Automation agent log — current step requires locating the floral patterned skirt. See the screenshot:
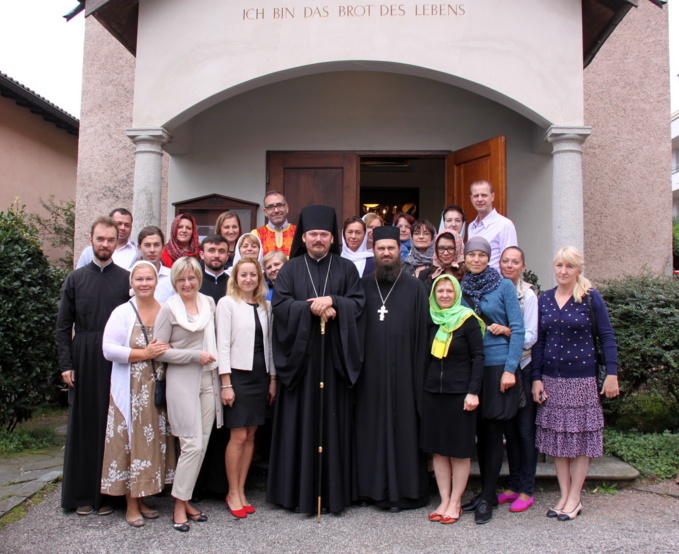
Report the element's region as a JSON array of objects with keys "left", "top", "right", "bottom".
[
  {"left": 100, "top": 324, "right": 176, "bottom": 497},
  {"left": 535, "top": 375, "right": 604, "bottom": 458}
]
